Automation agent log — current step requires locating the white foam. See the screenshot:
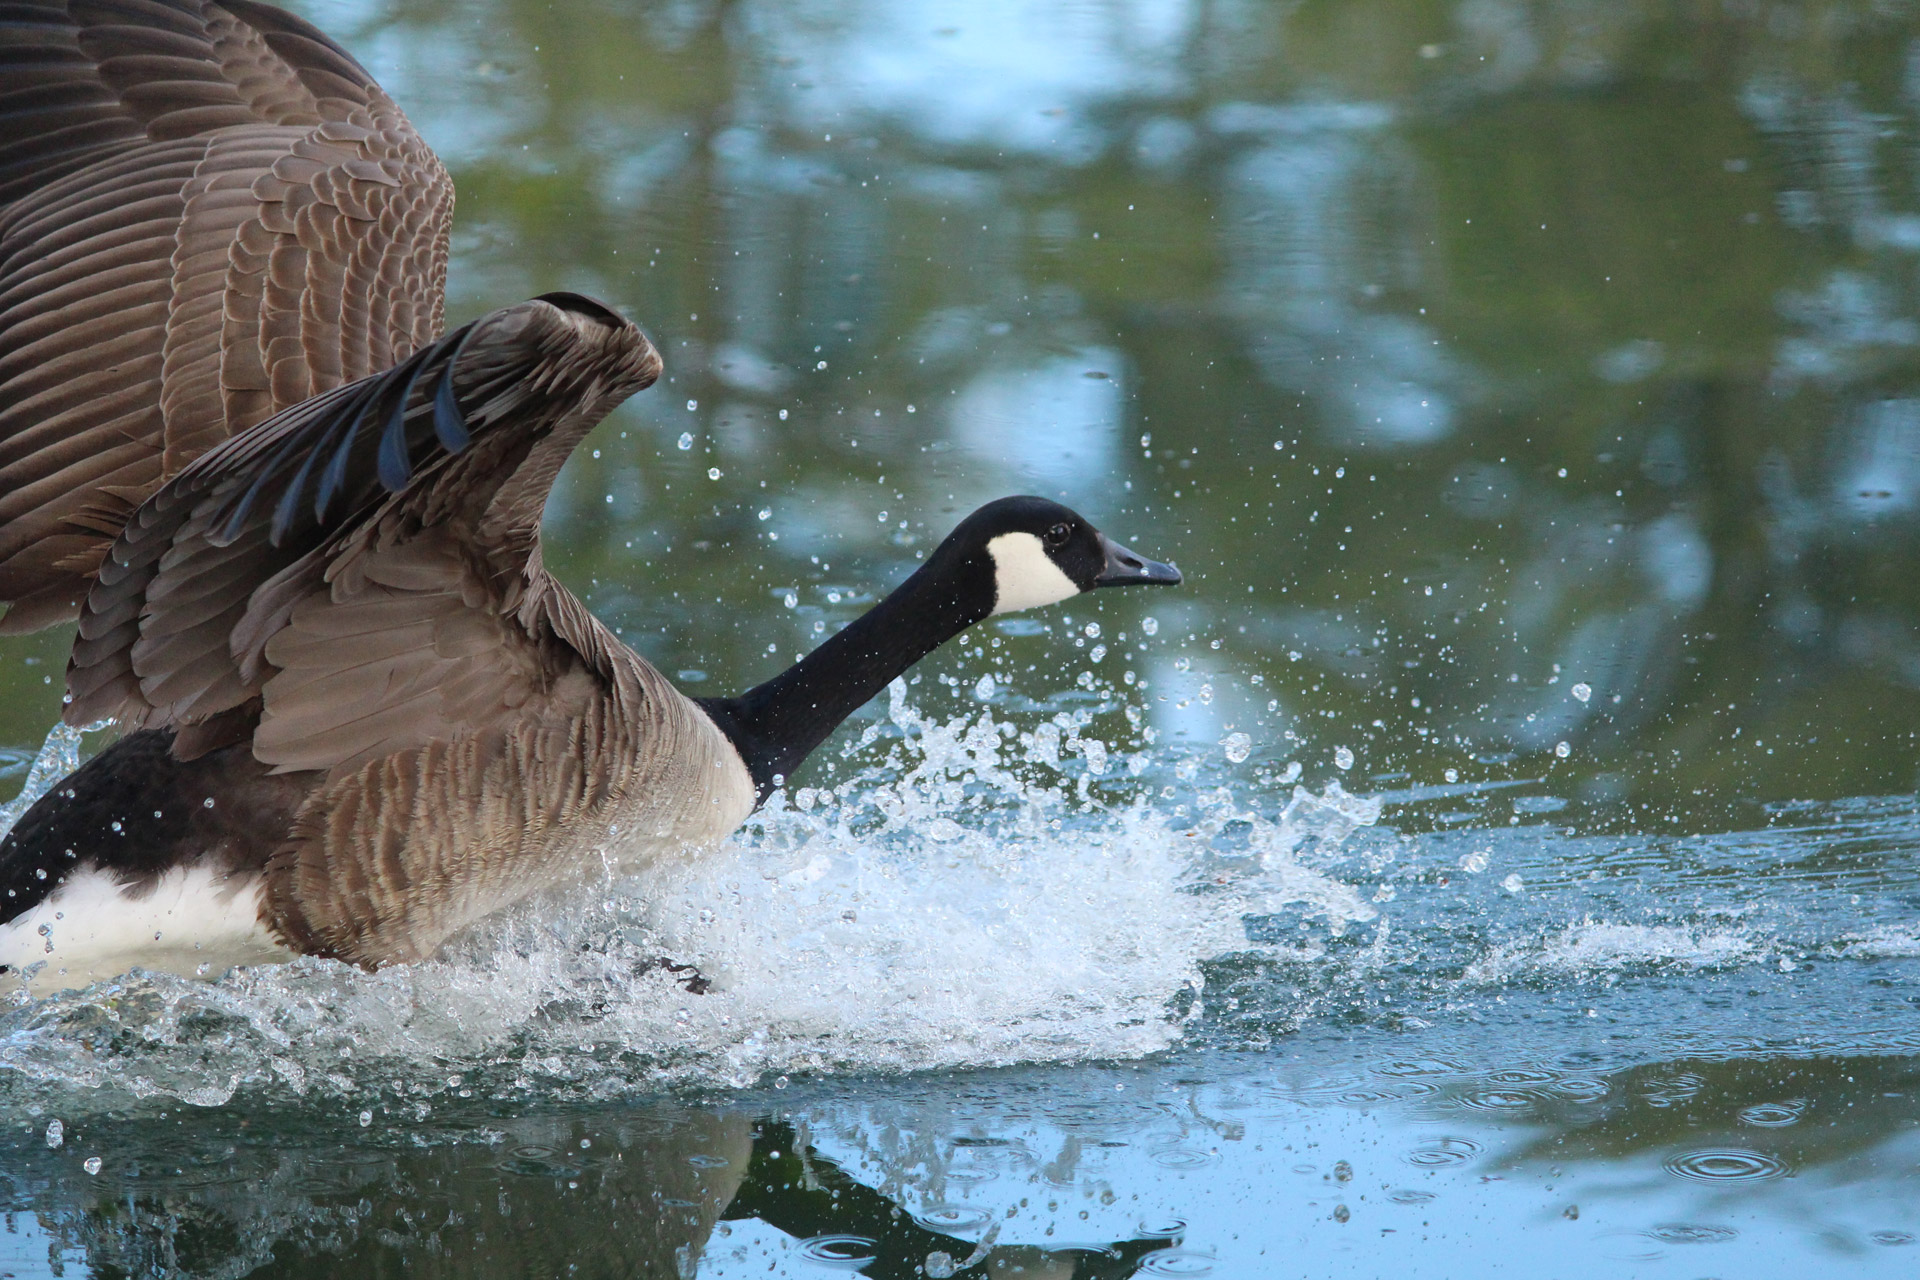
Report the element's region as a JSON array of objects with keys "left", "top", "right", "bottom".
[{"left": 1464, "top": 920, "right": 1765, "bottom": 984}]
